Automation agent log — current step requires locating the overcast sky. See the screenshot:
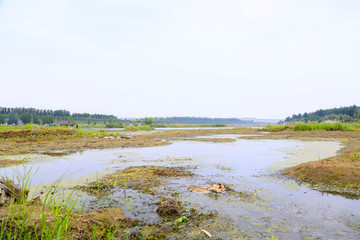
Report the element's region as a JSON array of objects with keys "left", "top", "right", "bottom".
[{"left": 0, "top": 0, "right": 359, "bottom": 119}]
